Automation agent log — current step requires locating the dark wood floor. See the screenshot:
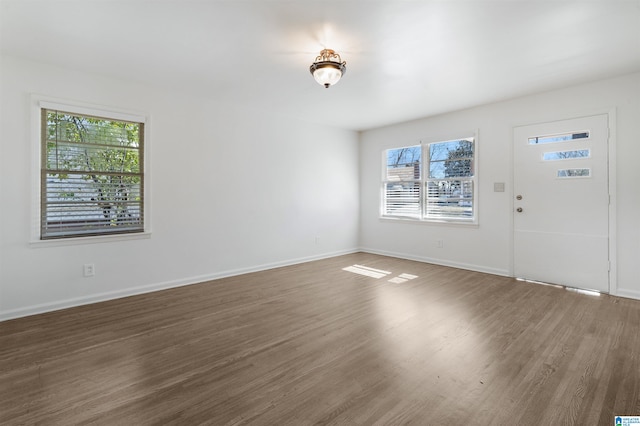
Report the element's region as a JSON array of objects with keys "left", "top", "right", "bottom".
[{"left": 1, "top": 252, "right": 639, "bottom": 425}]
